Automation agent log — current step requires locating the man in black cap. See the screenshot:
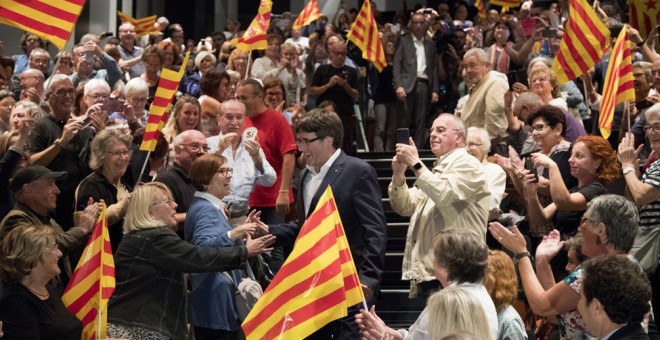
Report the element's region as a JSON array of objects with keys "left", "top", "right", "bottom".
[{"left": 0, "top": 165, "right": 100, "bottom": 292}]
